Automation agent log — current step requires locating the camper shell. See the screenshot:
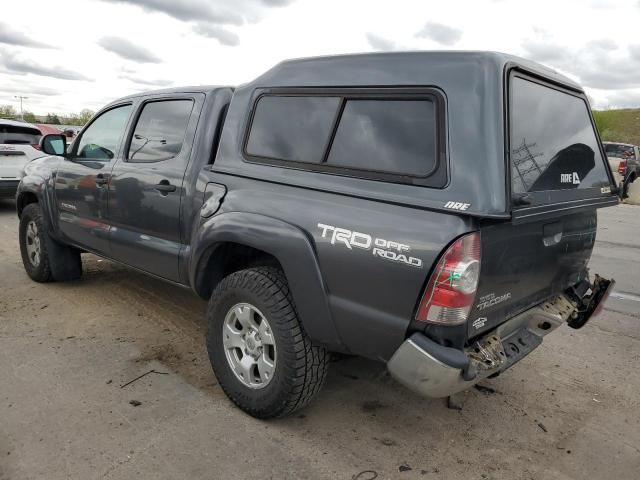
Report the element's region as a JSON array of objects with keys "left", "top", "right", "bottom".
[{"left": 214, "top": 51, "right": 618, "bottom": 221}]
